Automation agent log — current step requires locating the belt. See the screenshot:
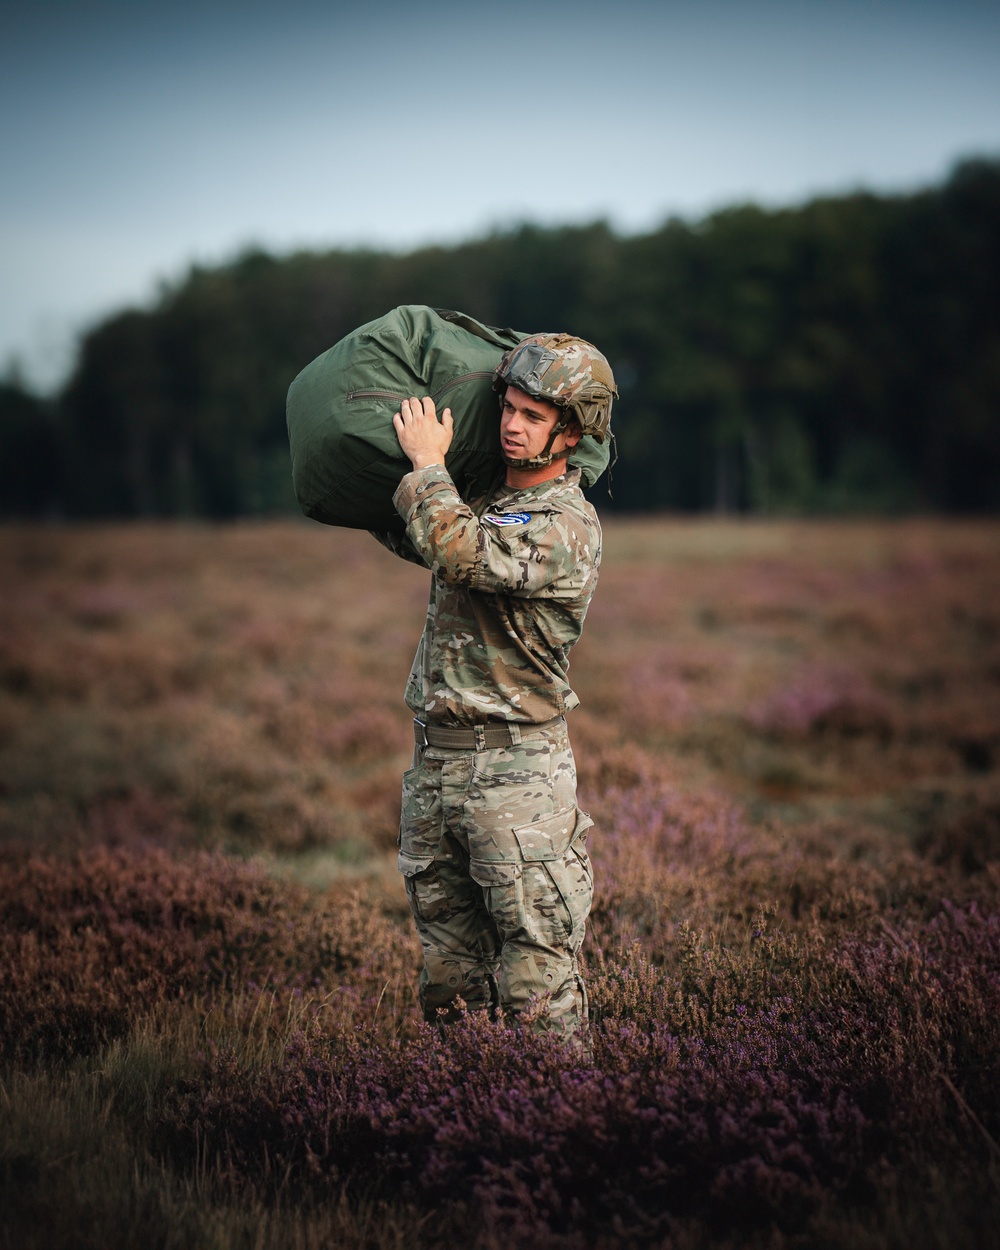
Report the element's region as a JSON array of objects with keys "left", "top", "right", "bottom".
[{"left": 413, "top": 716, "right": 565, "bottom": 751}]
